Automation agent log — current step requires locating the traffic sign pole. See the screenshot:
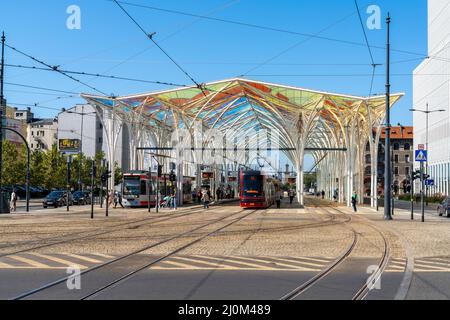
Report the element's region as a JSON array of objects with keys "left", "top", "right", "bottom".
[
  {"left": 410, "top": 164, "right": 414, "bottom": 220},
  {"left": 421, "top": 161, "right": 425, "bottom": 223}
]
